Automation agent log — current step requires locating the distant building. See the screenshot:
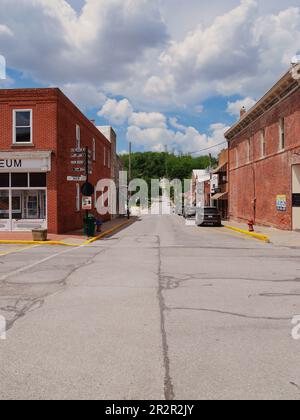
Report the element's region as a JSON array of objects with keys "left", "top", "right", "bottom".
[
  {"left": 191, "top": 169, "right": 210, "bottom": 207},
  {"left": 97, "top": 126, "right": 123, "bottom": 218},
  {"left": 211, "top": 149, "right": 229, "bottom": 220},
  {"left": 225, "top": 63, "right": 300, "bottom": 230}
]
